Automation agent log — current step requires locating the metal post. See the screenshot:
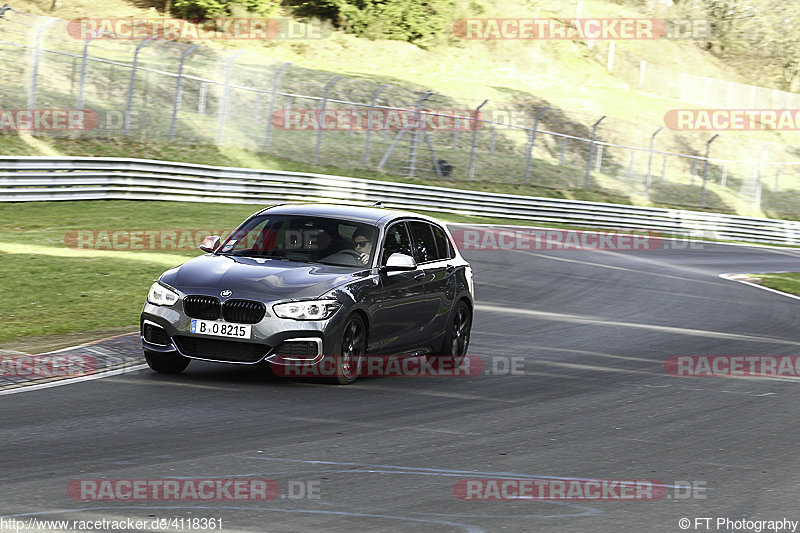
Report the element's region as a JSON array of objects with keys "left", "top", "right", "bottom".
[
  {"left": 124, "top": 37, "right": 155, "bottom": 135},
  {"left": 645, "top": 126, "right": 663, "bottom": 195},
  {"left": 407, "top": 91, "right": 432, "bottom": 177},
  {"left": 76, "top": 36, "right": 98, "bottom": 110},
  {"left": 169, "top": 44, "right": 198, "bottom": 139},
  {"left": 198, "top": 83, "right": 207, "bottom": 114},
  {"left": 424, "top": 131, "right": 443, "bottom": 178},
  {"left": 263, "top": 62, "right": 290, "bottom": 150},
  {"left": 627, "top": 150, "right": 635, "bottom": 181},
  {"left": 361, "top": 84, "right": 387, "bottom": 167},
  {"left": 584, "top": 116, "right": 605, "bottom": 188},
  {"left": 595, "top": 145, "right": 603, "bottom": 172},
  {"left": 28, "top": 18, "right": 58, "bottom": 110},
  {"left": 314, "top": 75, "right": 342, "bottom": 164},
  {"left": 700, "top": 134, "right": 718, "bottom": 207},
  {"left": 720, "top": 165, "right": 727, "bottom": 188},
  {"left": 214, "top": 50, "right": 243, "bottom": 146},
  {"left": 524, "top": 106, "right": 549, "bottom": 182},
  {"left": 377, "top": 129, "right": 406, "bottom": 171},
  {"left": 755, "top": 143, "right": 773, "bottom": 210},
  {"left": 467, "top": 99, "right": 488, "bottom": 181}
]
